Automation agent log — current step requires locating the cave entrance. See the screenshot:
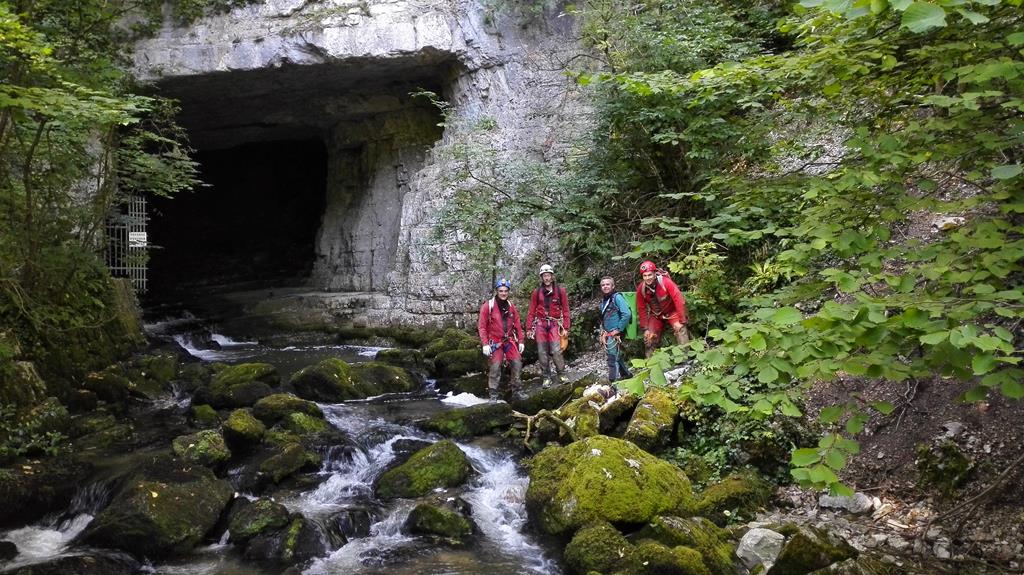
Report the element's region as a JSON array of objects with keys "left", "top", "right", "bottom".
[{"left": 140, "top": 57, "right": 452, "bottom": 307}]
